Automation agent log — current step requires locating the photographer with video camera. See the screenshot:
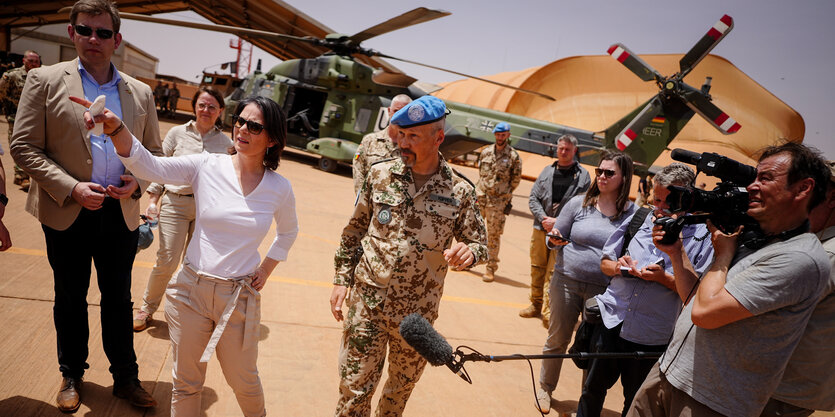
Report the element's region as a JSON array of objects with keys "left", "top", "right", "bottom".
[
  {"left": 576, "top": 163, "right": 714, "bottom": 417},
  {"left": 628, "top": 143, "right": 832, "bottom": 417}
]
